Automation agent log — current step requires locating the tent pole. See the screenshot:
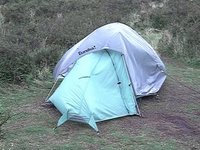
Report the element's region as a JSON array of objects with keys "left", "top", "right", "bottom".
[{"left": 45, "top": 78, "right": 59, "bottom": 102}]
